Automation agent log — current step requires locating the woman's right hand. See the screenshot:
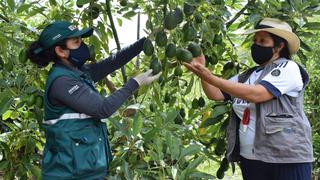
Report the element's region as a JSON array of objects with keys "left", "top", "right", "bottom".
[
  {"left": 192, "top": 54, "right": 206, "bottom": 66},
  {"left": 133, "top": 69, "right": 161, "bottom": 86}
]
